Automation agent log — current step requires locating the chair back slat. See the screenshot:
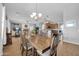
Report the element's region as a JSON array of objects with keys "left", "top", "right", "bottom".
[
  {"left": 20, "top": 29, "right": 29, "bottom": 45},
  {"left": 50, "top": 32, "right": 61, "bottom": 56}
]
